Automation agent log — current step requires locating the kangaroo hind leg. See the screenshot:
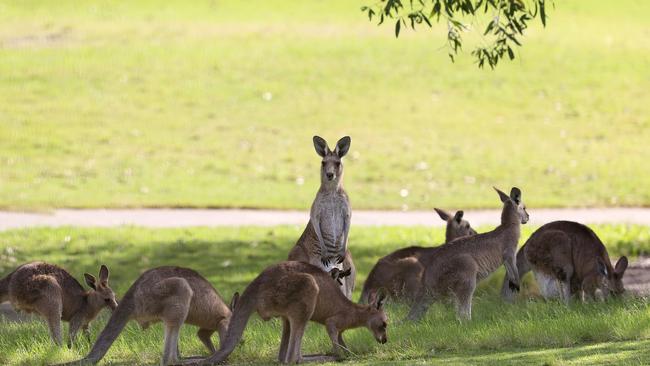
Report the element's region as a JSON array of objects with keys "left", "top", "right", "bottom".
[
  {"left": 156, "top": 277, "right": 193, "bottom": 365},
  {"left": 32, "top": 277, "right": 63, "bottom": 346}
]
